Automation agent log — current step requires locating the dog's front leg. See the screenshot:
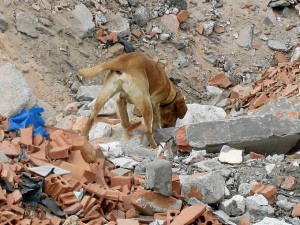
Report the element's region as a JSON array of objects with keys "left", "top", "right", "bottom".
[{"left": 152, "top": 104, "right": 161, "bottom": 131}]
